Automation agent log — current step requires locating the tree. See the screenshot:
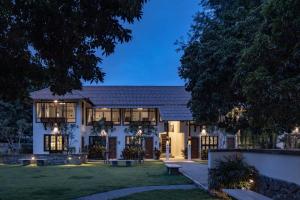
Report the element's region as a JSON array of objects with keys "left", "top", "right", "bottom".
[
  {"left": 179, "top": 0, "right": 300, "bottom": 148},
  {"left": 0, "top": 100, "right": 32, "bottom": 153},
  {"left": 179, "top": 0, "right": 263, "bottom": 126},
  {"left": 0, "top": 0, "right": 147, "bottom": 100},
  {"left": 237, "top": 0, "right": 300, "bottom": 136}
]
